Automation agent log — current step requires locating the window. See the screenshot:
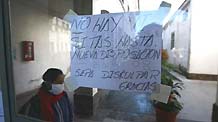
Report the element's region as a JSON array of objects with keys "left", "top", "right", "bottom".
[{"left": 182, "top": 9, "right": 189, "bottom": 21}]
